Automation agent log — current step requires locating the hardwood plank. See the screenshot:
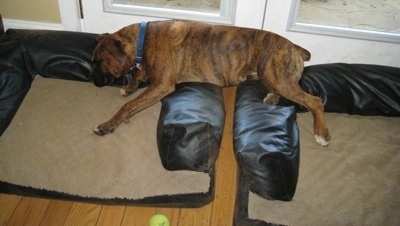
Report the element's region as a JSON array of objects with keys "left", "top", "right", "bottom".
[
  {"left": 96, "top": 205, "right": 126, "bottom": 226},
  {"left": 40, "top": 199, "right": 73, "bottom": 225},
  {"left": 177, "top": 204, "right": 213, "bottom": 226},
  {"left": 121, "top": 206, "right": 157, "bottom": 226},
  {"left": 64, "top": 202, "right": 102, "bottom": 226},
  {"left": 210, "top": 146, "right": 238, "bottom": 225},
  {"left": 7, "top": 196, "right": 50, "bottom": 226},
  {"left": 0, "top": 194, "right": 22, "bottom": 225},
  {"left": 210, "top": 87, "right": 238, "bottom": 225}
]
